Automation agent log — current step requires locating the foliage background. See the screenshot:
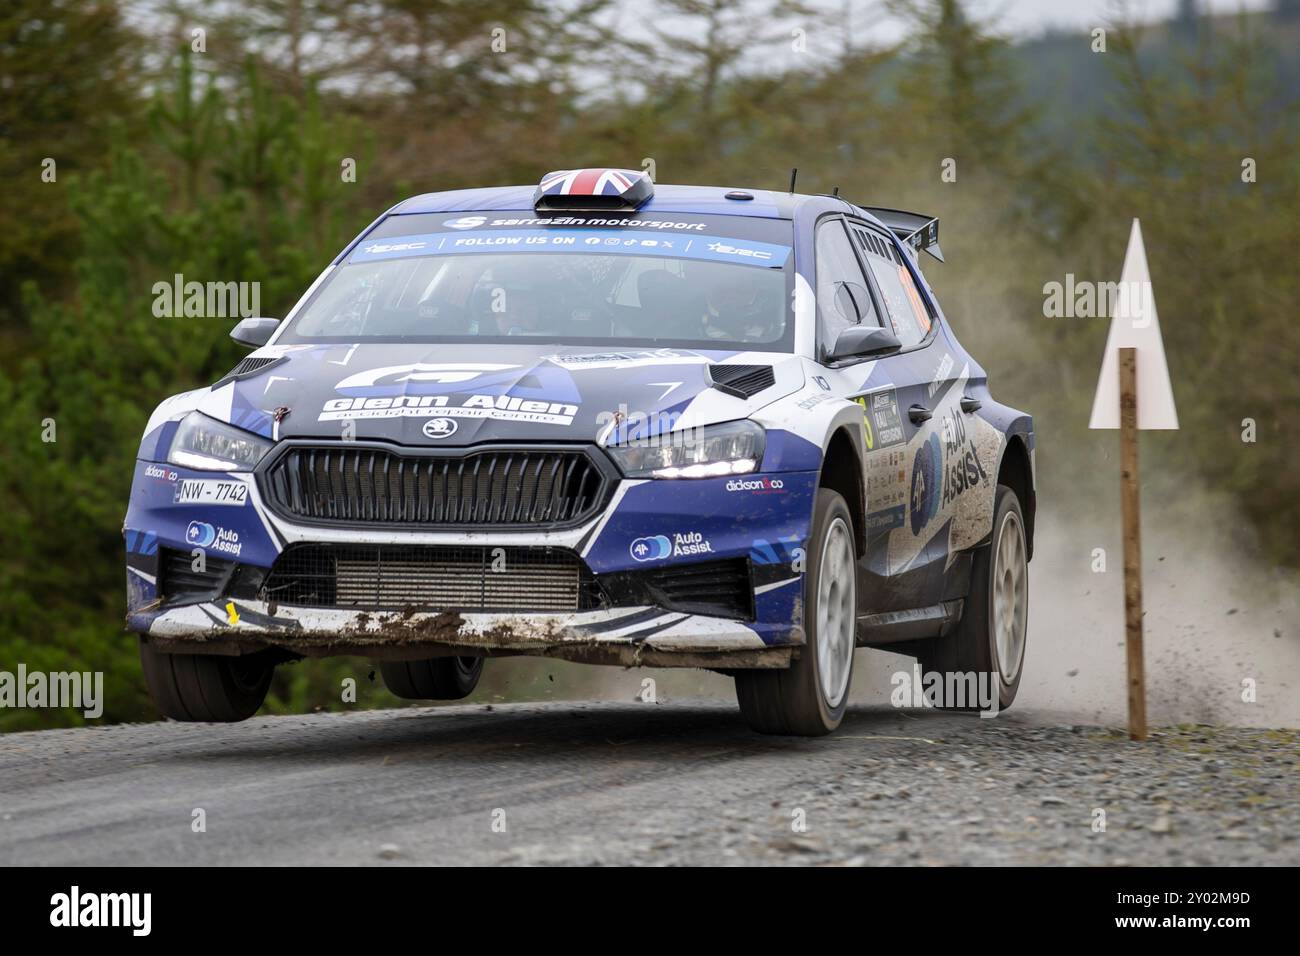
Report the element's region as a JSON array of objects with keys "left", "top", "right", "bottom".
[{"left": 1, "top": 0, "right": 1296, "bottom": 730}]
